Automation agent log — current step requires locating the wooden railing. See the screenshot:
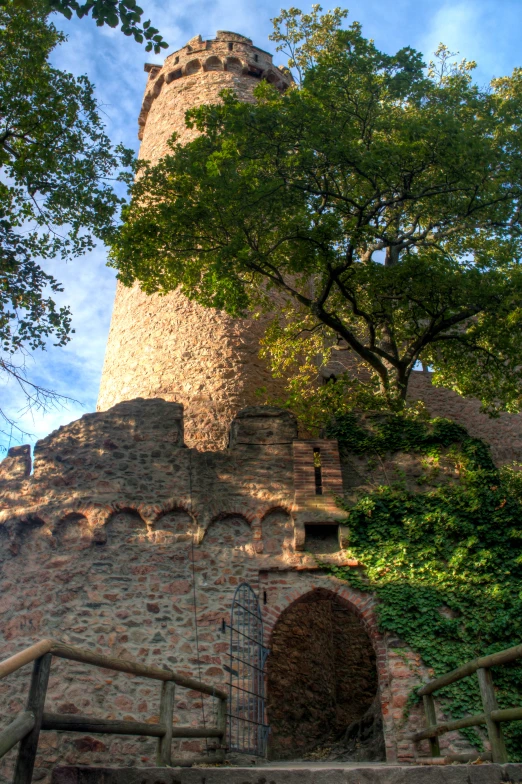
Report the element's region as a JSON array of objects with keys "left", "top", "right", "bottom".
[
  {"left": 413, "top": 642, "right": 522, "bottom": 763},
  {"left": 0, "top": 639, "right": 228, "bottom": 784}
]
